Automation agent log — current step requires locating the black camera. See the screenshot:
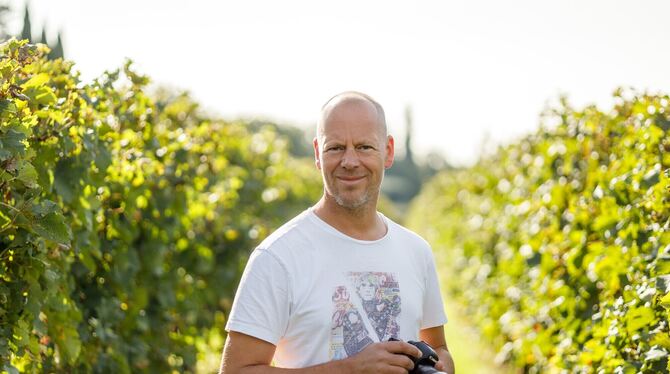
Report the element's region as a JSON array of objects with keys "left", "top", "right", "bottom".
[{"left": 389, "top": 338, "right": 446, "bottom": 374}]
